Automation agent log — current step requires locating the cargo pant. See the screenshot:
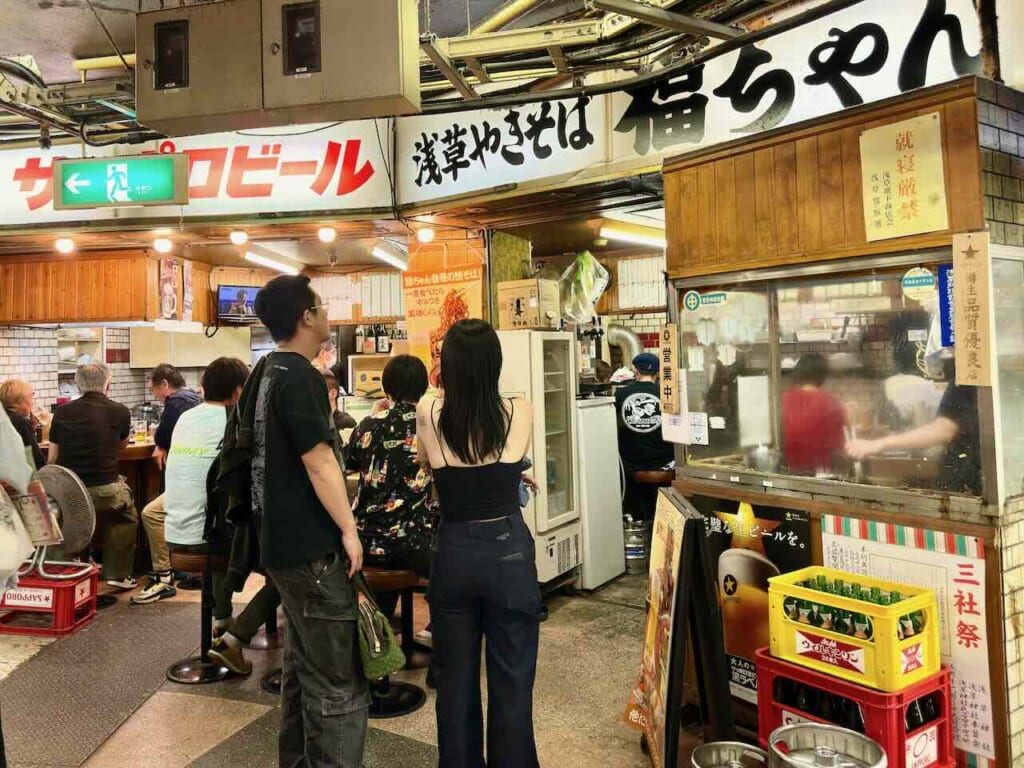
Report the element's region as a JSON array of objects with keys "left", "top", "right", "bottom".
[
  {"left": 268, "top": 551, "right": 370, "bottom": 768},
  {"left": 87, "top": 477, "right": 138, "bottom": 582},
  {"left": 141, "top": 493, "right": 170, "bottom": 573}
]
